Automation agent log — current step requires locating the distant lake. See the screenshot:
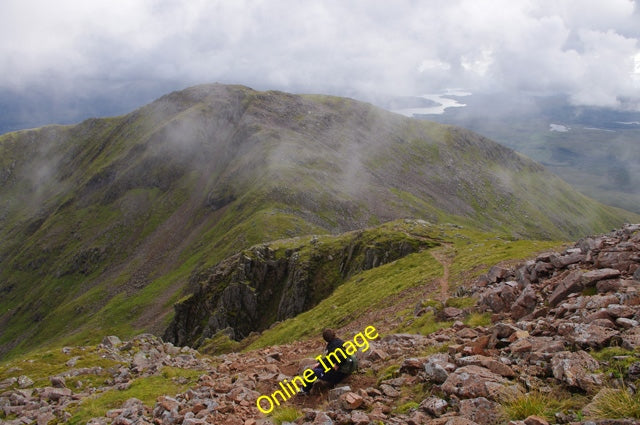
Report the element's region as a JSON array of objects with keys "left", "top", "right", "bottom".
[{"left": 393, "top": 90, "right": 471, "bottom": 116}]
